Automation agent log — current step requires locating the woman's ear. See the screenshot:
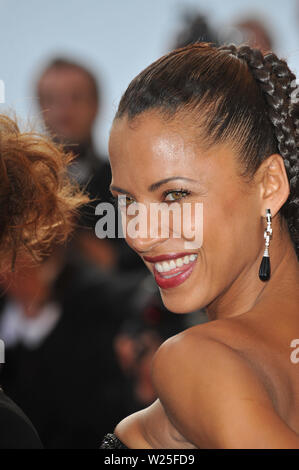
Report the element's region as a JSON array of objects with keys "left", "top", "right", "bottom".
[{"left": 257, "top": 154, "right": 290, "bottom": 217}]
